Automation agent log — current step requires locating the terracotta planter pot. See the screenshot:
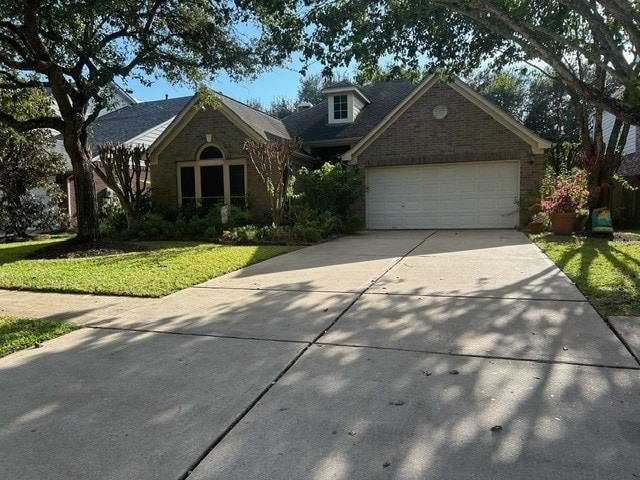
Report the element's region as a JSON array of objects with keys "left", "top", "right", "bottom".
[
  {"left": 529, "top": 221, "right": 545, "bottom": 234},
  {"left": 551, "top": 212, "right": 576, "bottom": 235}
]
